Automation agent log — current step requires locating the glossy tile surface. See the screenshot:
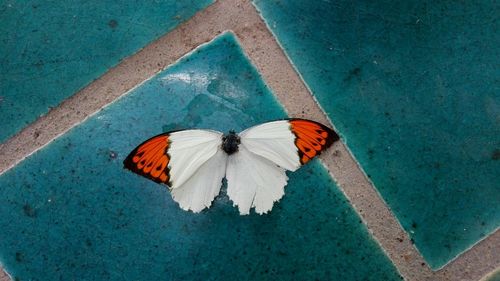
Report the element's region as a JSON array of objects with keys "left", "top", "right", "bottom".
[
  {"left": 0, "top": 0, "right": 213, "bottom": 142},
  {"left": 0, "top": 33, "right": 401, "bottom": 280},
  {"left": 253, "top": 0, "right": 500, "bottom": 269}
]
